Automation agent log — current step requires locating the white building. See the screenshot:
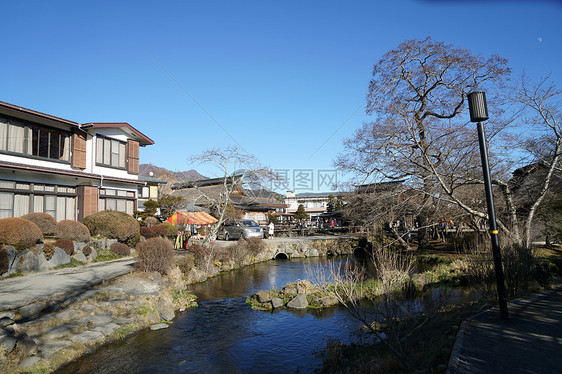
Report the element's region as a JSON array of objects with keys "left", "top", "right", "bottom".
[{"left": 0, "top": 100, "right": 158, "bottom": 221}]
